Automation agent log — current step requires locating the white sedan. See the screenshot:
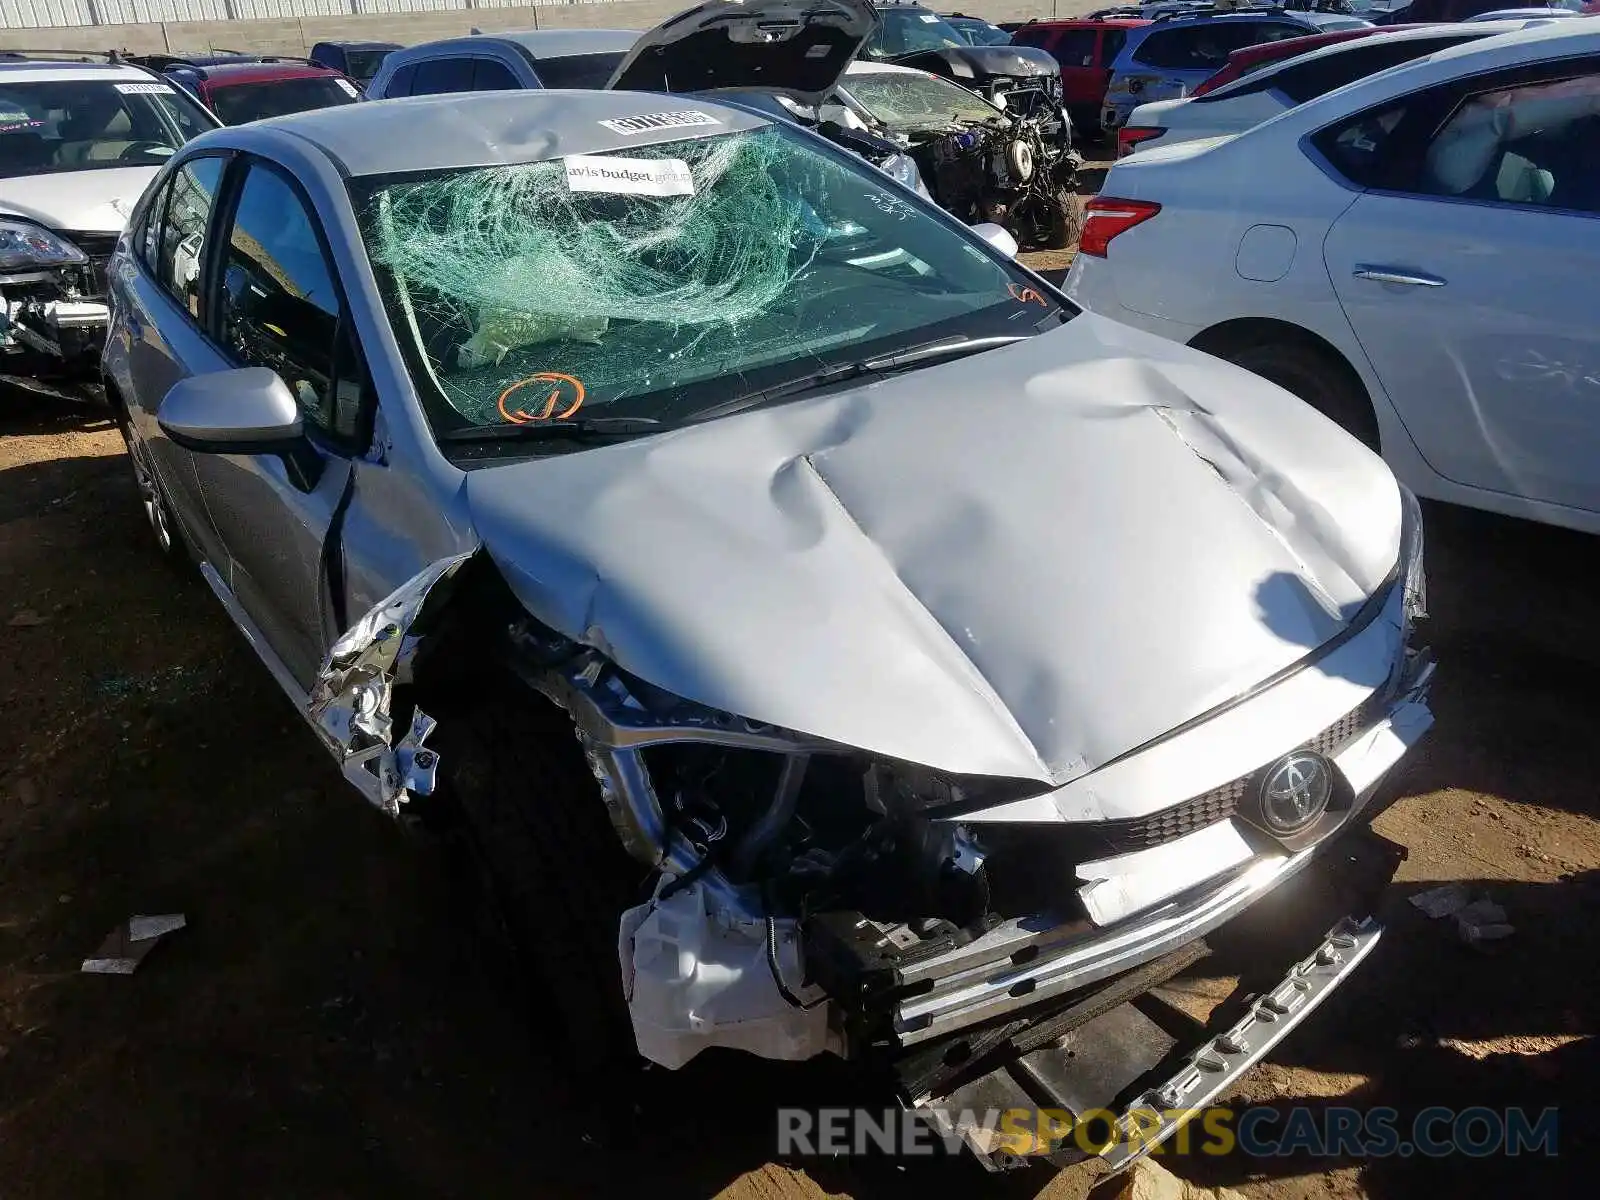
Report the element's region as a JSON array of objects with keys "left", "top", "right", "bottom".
[
  {"left": 1067, "top": 20, "right": 1600, "bottom": 535},
  {"left": 1120, "top": 18, "right": 1551, "bottom": 154}
]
